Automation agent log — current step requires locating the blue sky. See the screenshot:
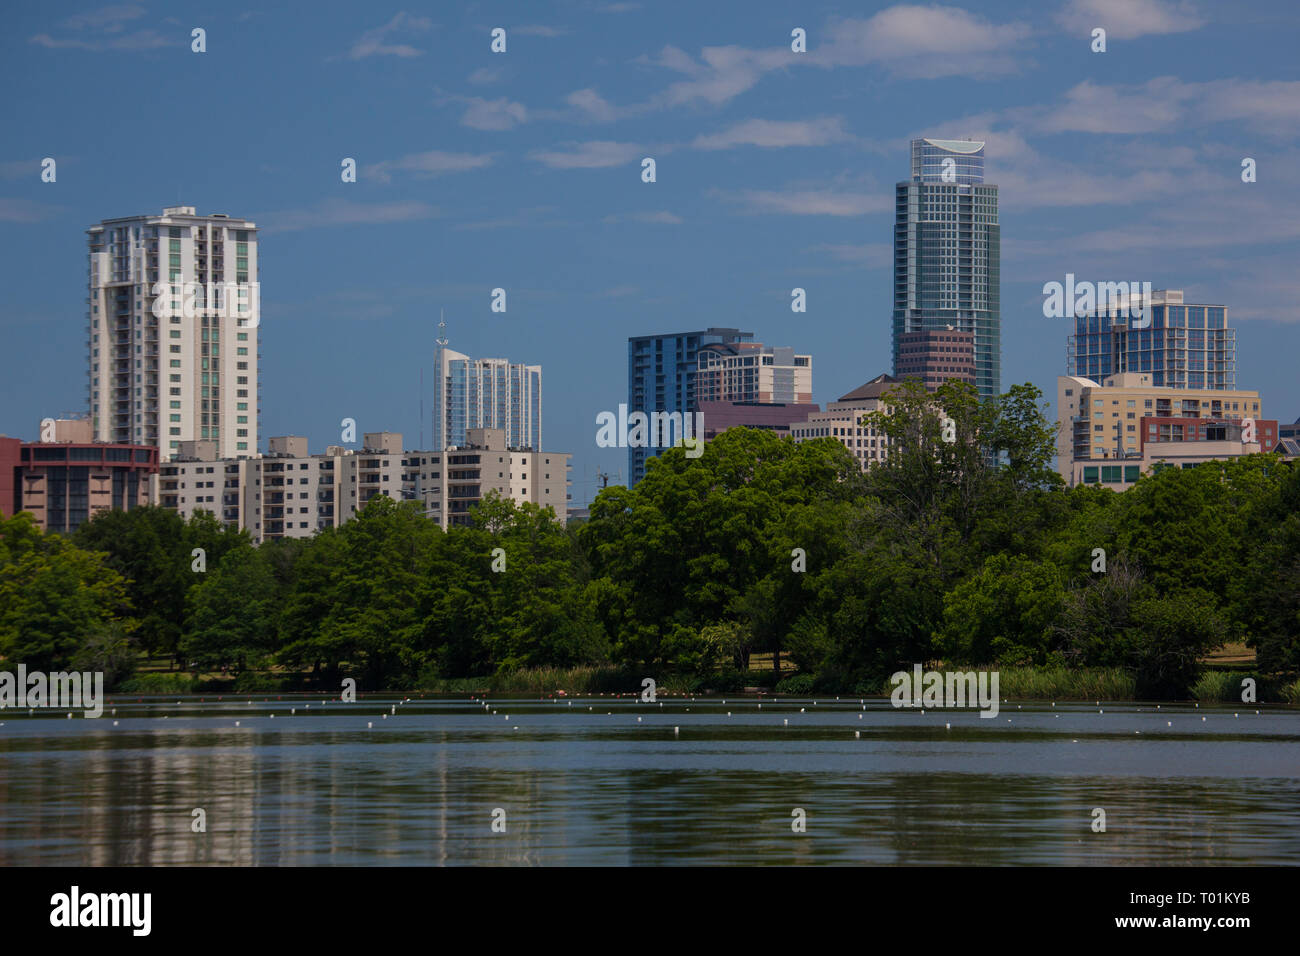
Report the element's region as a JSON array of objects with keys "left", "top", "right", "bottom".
[{"left": 3, "top": 0, "right": 1299, "bottom": 504}]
